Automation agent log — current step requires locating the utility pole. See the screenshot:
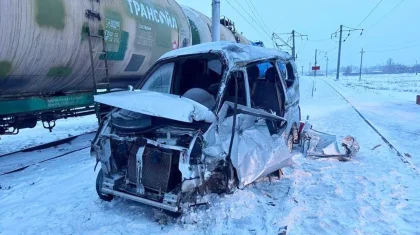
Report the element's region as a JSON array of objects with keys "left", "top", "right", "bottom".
[
  {"left": 211, "top": 0, "right": 220, "bottom": 42},
  {"left": 272, "top": 31, "right": 307, "bottom": 59},
  {"left": 331, "top": 25, "right": 364, "bottom": 80},
  {"left": 359, "top": 48, "right": 364, "bottom": 81},
  {"left": 301, "top": 66, "right": 304, "bottom": 76},
  {"left": 292, "top": 30, "right": 296, "bottom": 59},
  {"left": 314, "top": 49, "right": 318, "bottom": 77},
  {"left": 336, "top": 25, "right": 343, "bottom": 80},
  {"left": 326, "top": 57, "right": 329, "bottom": 77}
]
